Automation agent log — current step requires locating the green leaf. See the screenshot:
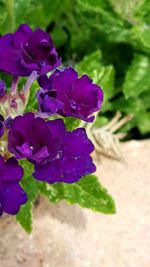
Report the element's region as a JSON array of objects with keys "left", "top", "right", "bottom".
[
  {"left": 36, "top": 172, "right": 116, "bottom": 215},
  {"left": 93, "top": 115, "right": 109, "bottom": 128},
  {"left": 51, "top": 175, "right": 116, "bottom": 214},
  {"left": 140, "top": 90, "right": 150, "bottom": 110},
  {"left": 77, "top": 0, "right": 123, "bottom": 26},
  {"left": 123, "top": 53, "right": 150, "bottom": 98},
  {"left": 77, "top": 0, "right": 107, "bottom": 13},
  {"left": 136, "top": 111, "right": 150, "bottom": 134},
  {"left": 108, "top": 0, "right": 145, "bottom": 24},
  {"left": 62, "top": 117, "right": 81, "bottom": 131},
  {"left": 135, "top": 0, "right": 150, "bottom": 25},
  {"left": 130, "top": 24, "right": 150, "bottom": 53},
  {"left": 76, "top": 50, "right": 103, "bottom": 75},
  {"left": 110, "top": 96, "right": 145, "bottom": 114},
  {"left": 139, "top": 26, "right": 150, "bottom": 51},
  {"left": 121, "top": 111, "right": 150, "bottom": 135},
  {"left": 17, "top": 171, "right": 115, "bottom": 232},
  {"left": 100, "top": 65, "right": 115, "bottom": 105},
  {"left": 51, "top": 26, "right": 68, "bottom": 47},
  {"left": 25, "top": 80, "right": 39, "bottom": 112},
  {"left": 76, "top": 0, "right": 128, "bottom": 45},
  {"left": 38, "top": 182, "right": 62, "bottom": 203},
  {"left": 109, "top": 92, "right": 150, "bottom": 134},
  {"left": 16, "top": 202, "right": 33, "bottom": 233},
  {"left": 16, "top": 161, "right": 39, "bottom": 233}
]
